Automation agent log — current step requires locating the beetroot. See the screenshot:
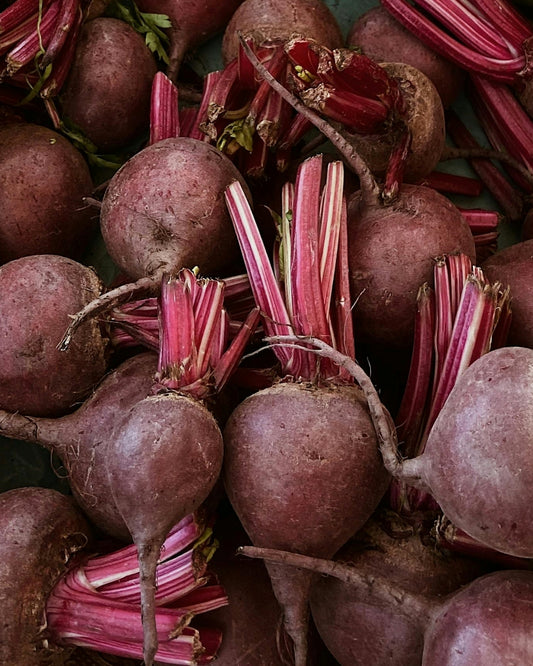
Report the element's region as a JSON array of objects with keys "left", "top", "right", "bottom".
[
  {"left": 136, "top": 0, "right": 244, "bottom": 82},
  {"left": 482, "top": 239, "right": 533, "bottom": 348},
  {"left": 240, "top": 545, "right": 533, "bottom": 666},
  {"left": 224, "top": 156, "right": 392, "bottom": 665},
  {"left": 347, "top": 6, "right": 465, "bottom": 108},
  {"left": 347, "top": 184, "right": 476, "bottom": 350},
  {"left": 0, "top": 254, "right": 109, "bottom": 417},
  {"left": 221, "top": 0, "right": 343, "bottom": 64},
  {"left": 60, "top": 17, "right": 158, "bottom": 152},
  {"left": 0, "top": 487, "right": 91, "bottom": 666},
  {"left": 0, "top": 121, "right": 95, "bottom": 263},
  {"left": 0, "top": 352, "right": 158, "bottom": 539},
  {"left": 310, "top": 511, "right": 492, "bottom": 665},
  {"left": 100, "top": 137, "right": 248, "bottom": 281}
]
